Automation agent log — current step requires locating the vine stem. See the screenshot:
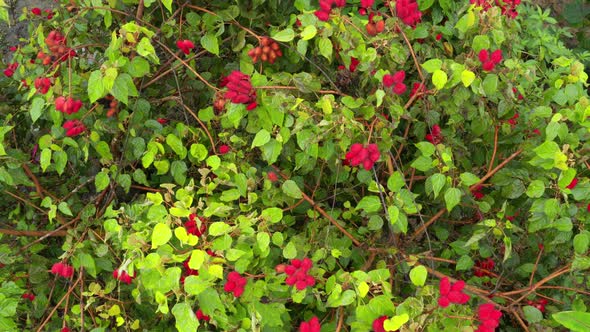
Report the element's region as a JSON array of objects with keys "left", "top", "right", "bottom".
[
  {"left": 176, "top": 98, "right": 217, "bottom": 154},
  {"left": 488, "top": 125, "right": 499, "bottom": 173},
  {"left": 271, "top": 166, "right": 362, "bottom": 247},
  {"left": 0, "top": 228, "right": 67, "bottom": 236},
  {"left": 153, "top": 39, "right": 220, "bottom": 92},
  {"left": 36, "top": 272, "right": 82, "bottom": 332}
]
